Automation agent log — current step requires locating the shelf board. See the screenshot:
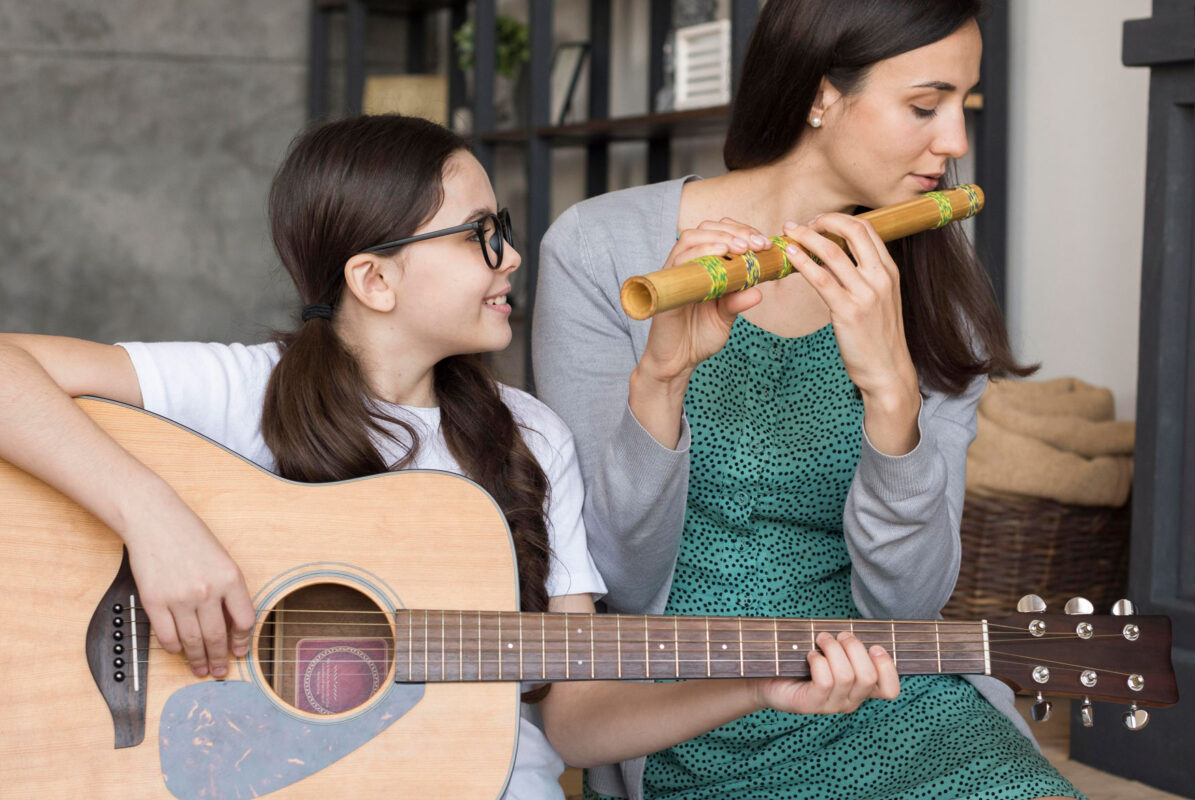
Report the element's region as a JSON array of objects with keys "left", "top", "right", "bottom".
[
  {"left": 477, "top": 94, "right": 983, "bottom": 146},
  {"left": 314, "top": 0, "right": 460, "bottom": 11}
]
